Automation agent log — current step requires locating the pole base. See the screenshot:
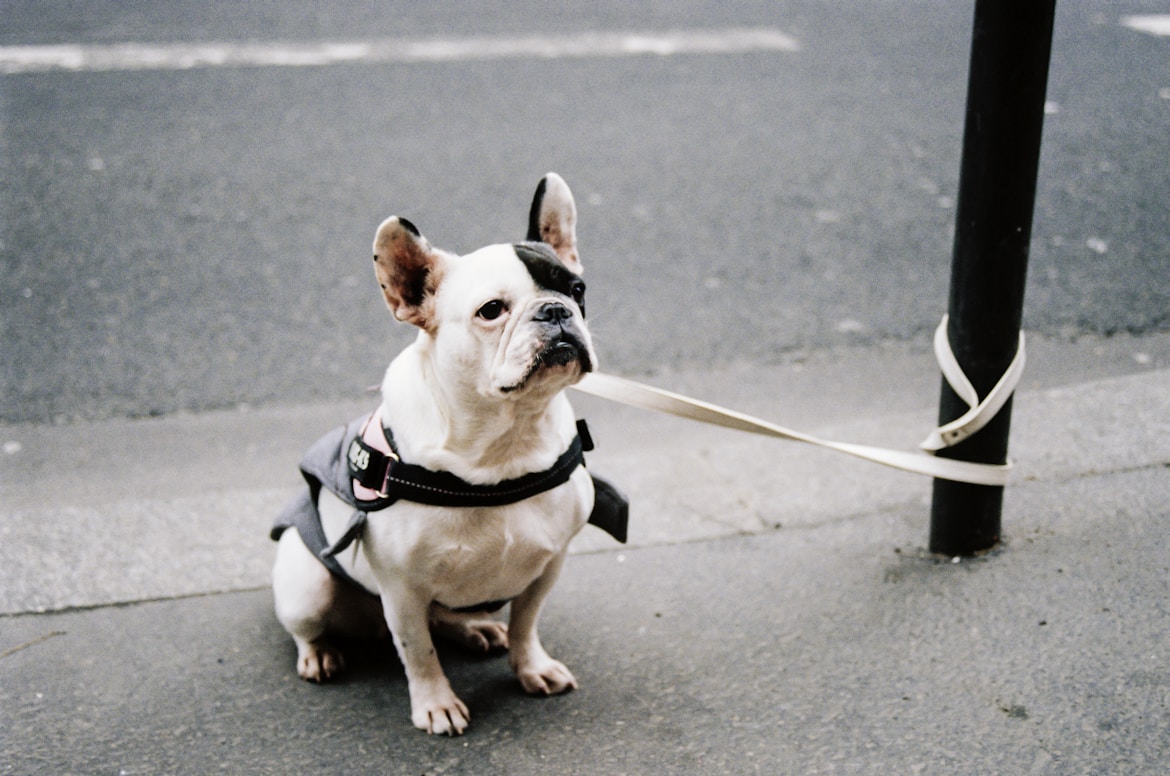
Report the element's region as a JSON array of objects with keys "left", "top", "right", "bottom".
[{"left": 929, "top": 478, "right": 1002, "bottom": 557}]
